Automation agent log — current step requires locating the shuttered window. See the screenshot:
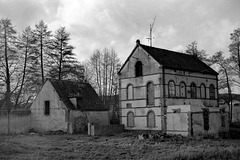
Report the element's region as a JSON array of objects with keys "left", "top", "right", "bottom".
[
  {"left": 209, "top": 84, "right": 215, "bottom": 99},
  {"left": 190, "top": 83, "right": 197, "bottom": 98},
  {"left": 200, "top": 84, "right": 206, "bottom": 99},
  {"left": 127, "top": 84, "right": 133, "bottom": 100},
  {"left": 179, "top": 82, "right": 186, "bottom": 97},
  {"left": 147, "top": 82, "right": 154, "bottom": 105},
  {"left": 127, "top": 112, "right": 134, "bottom": 127},
  {"left": 147, "top": 111, "right": 155, "bottom": 128}
]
